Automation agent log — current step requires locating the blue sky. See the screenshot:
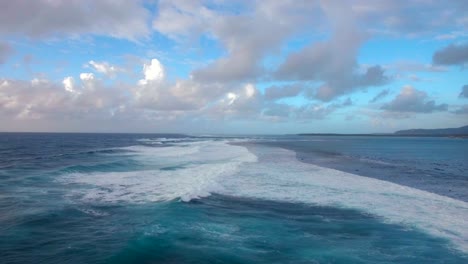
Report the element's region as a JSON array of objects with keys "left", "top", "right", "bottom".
[{"left": 0, "top": 0, "right": 467, "bottom": 134}]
